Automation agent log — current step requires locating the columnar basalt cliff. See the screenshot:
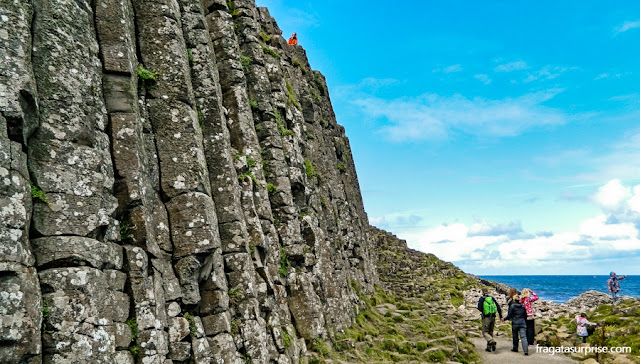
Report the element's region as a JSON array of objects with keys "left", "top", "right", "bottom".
[{"left": 0, "top": 1, "right": 378, "bottom": 362}]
